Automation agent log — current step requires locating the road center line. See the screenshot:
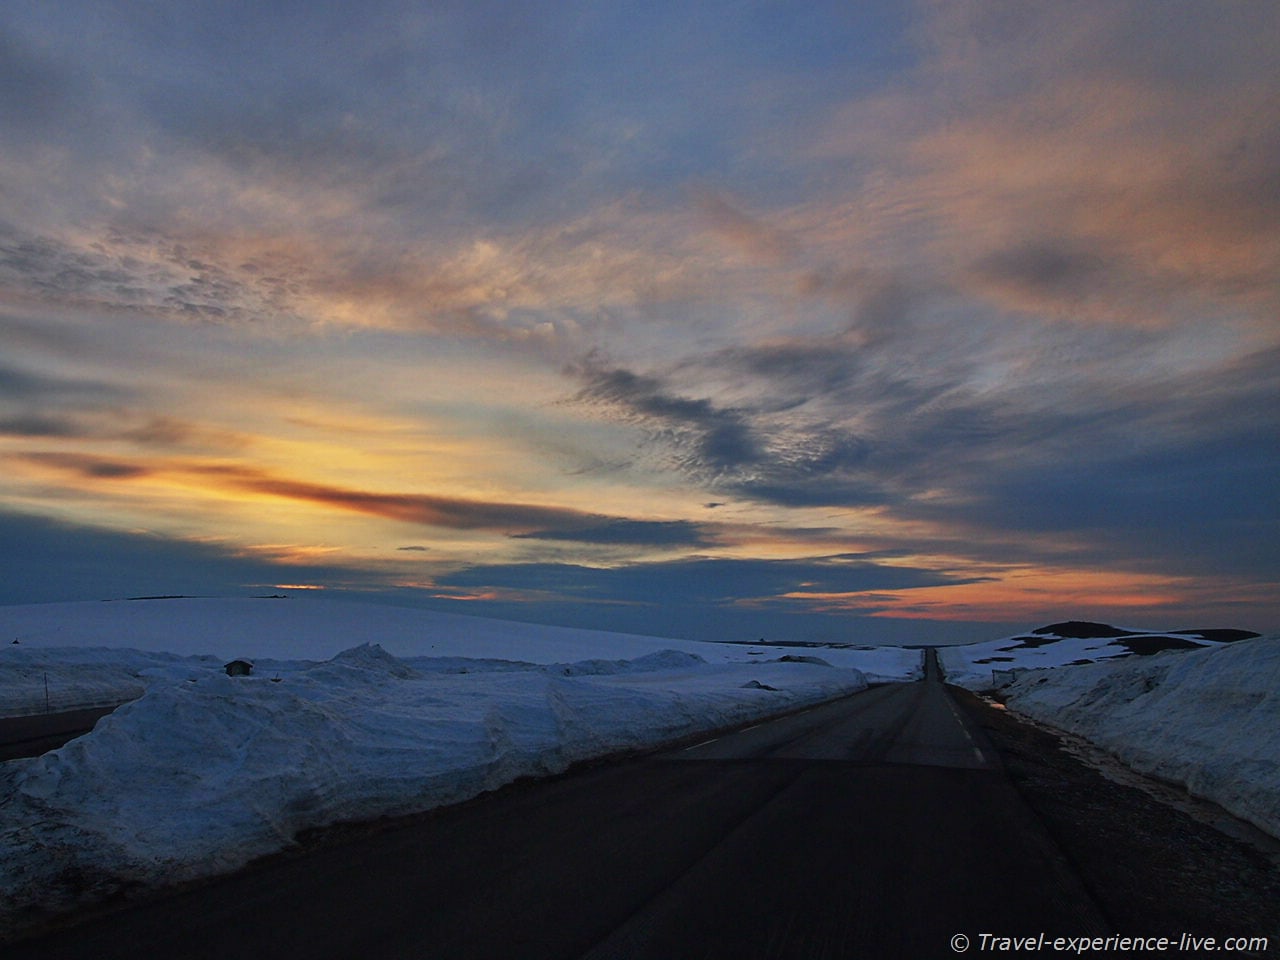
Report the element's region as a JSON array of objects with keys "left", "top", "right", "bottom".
[{"left": 944, "top": 696, "right": 977, "bottom": 745}]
